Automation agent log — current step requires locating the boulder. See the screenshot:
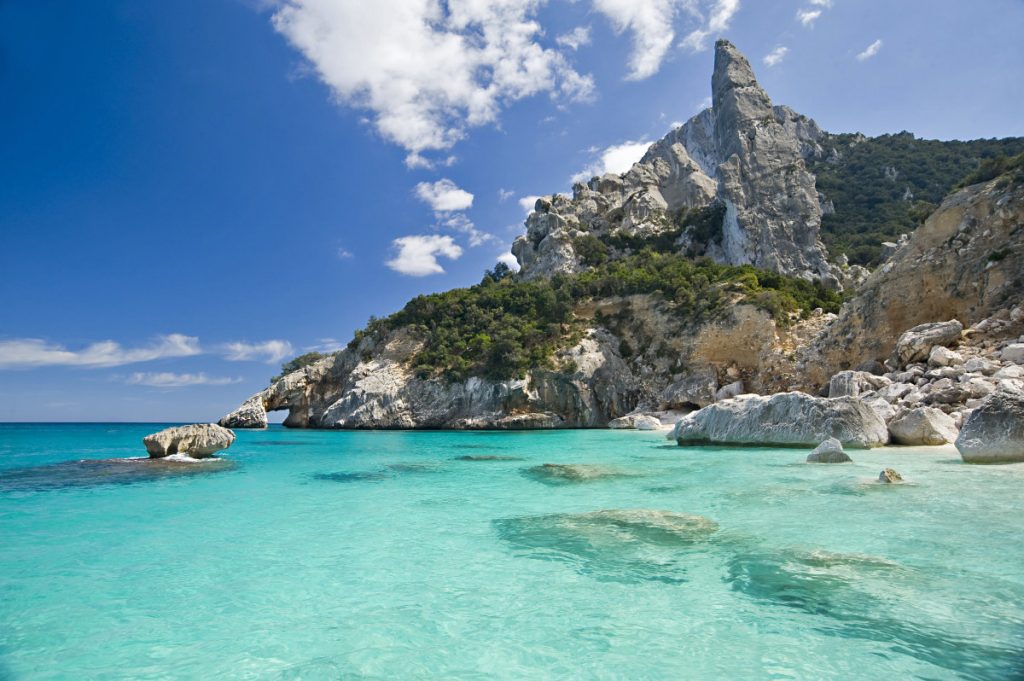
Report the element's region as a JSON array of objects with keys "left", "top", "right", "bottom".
[
  {"left": 661, "top": 364, "right": 719, "bottom": 408},
  {"left": 887, "top": 407, "right": 959, "bottom": 445},
  {"left": 894, "top": 320, "right": 963, "bottom": 365},
  {"left": 608, "top": 414, "right": 662, "bottom": 430},
  {"left": 219, "top": 393, "right": 268, "bottom": 429},
  {"left": 807, "top": 437, "right": 852, "bottom": 463},
  {"left": 955, "top": 392, "right": 1024, "bottom": 463},
  {"left": 1000, "top": 343, "right": 1024, "bottom": 364},
  {"left": 715, "top": 380, "right": 745, "bottom": 401},
  {"left": 143, "top": 424, "right": 236, "bottom": 459},
  {"left": 673, "top": 392, "right": 888, "bottom": 448},
  {"left": 964, "top": 357, "right": 998, "bottom": 375},
  {"left": 828, "top": 370, "right": 890, "bottom": 398},
  {"left": 878, "top": 468, "right": 903, "bottom": 483},
  {"left": 866, "top": 398, "right": 896, "bottom": 423},
  {"left": 928, "top": 346, "right": 963, "bottom": 367}
]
